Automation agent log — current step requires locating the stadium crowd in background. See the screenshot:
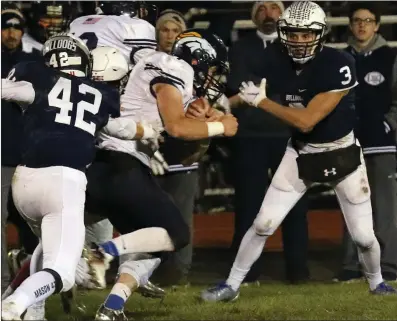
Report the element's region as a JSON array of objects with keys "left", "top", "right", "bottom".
[{"left": 1, "top": 0, "right": 396, "bottom": 319}]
